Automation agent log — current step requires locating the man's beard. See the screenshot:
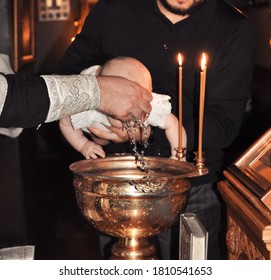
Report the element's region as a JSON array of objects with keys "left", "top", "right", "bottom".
[{"left": 158, "top": 0, "right": 204, "bottom": 16}]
